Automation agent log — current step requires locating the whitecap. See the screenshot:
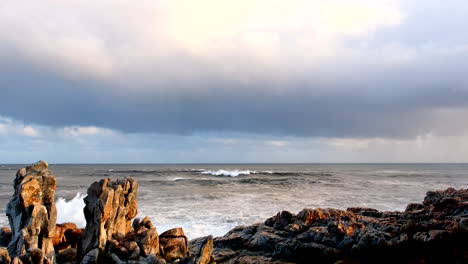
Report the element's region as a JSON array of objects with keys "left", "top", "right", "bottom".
[{"left": 200, "top": 169, "right": 256, "bottom": 177}]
